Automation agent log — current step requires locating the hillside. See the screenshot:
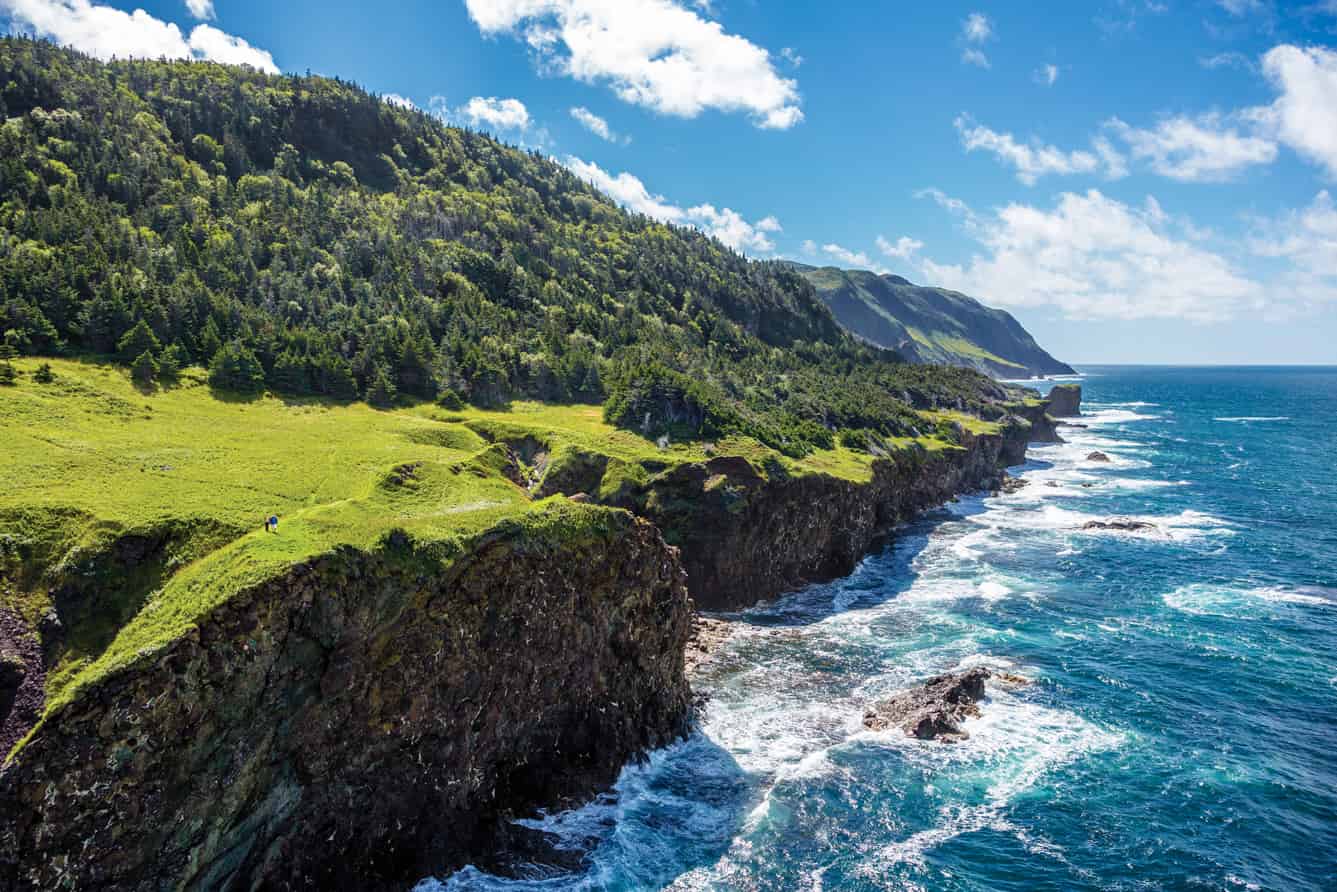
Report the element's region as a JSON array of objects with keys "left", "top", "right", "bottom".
[
  {"left": 0, "top": 39, "right": 1063, "bottom": 890},
  {"left": 794, "top": 264, "right": 1075, "bottom": 378},
  {"left": 0, "top": 38, "right": 1008, "bottom": 458}
]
